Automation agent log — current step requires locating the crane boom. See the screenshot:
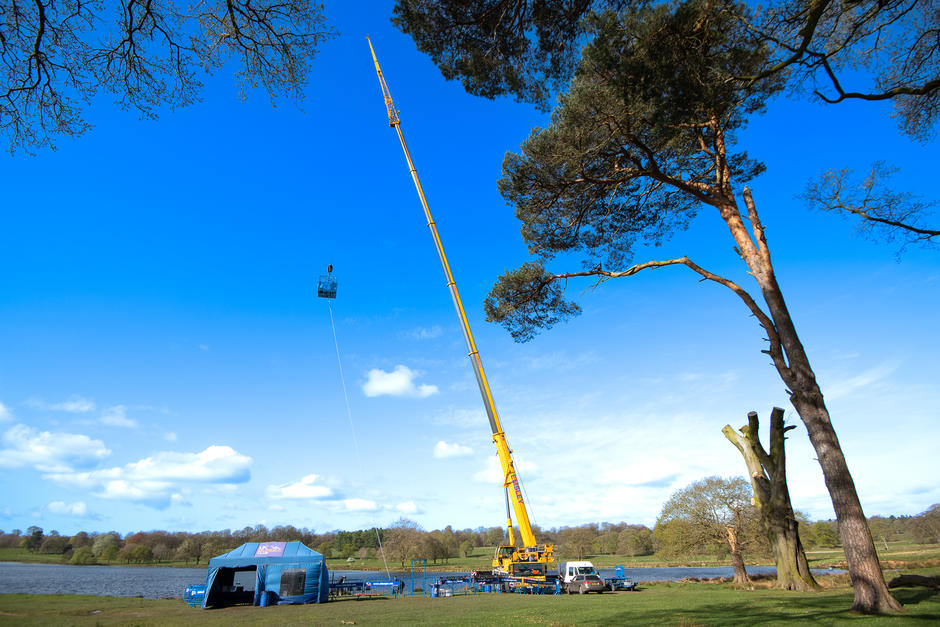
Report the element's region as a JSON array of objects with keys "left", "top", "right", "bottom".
[{"left": 367, "top": 39, "right": 553, "bottom": 578}]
